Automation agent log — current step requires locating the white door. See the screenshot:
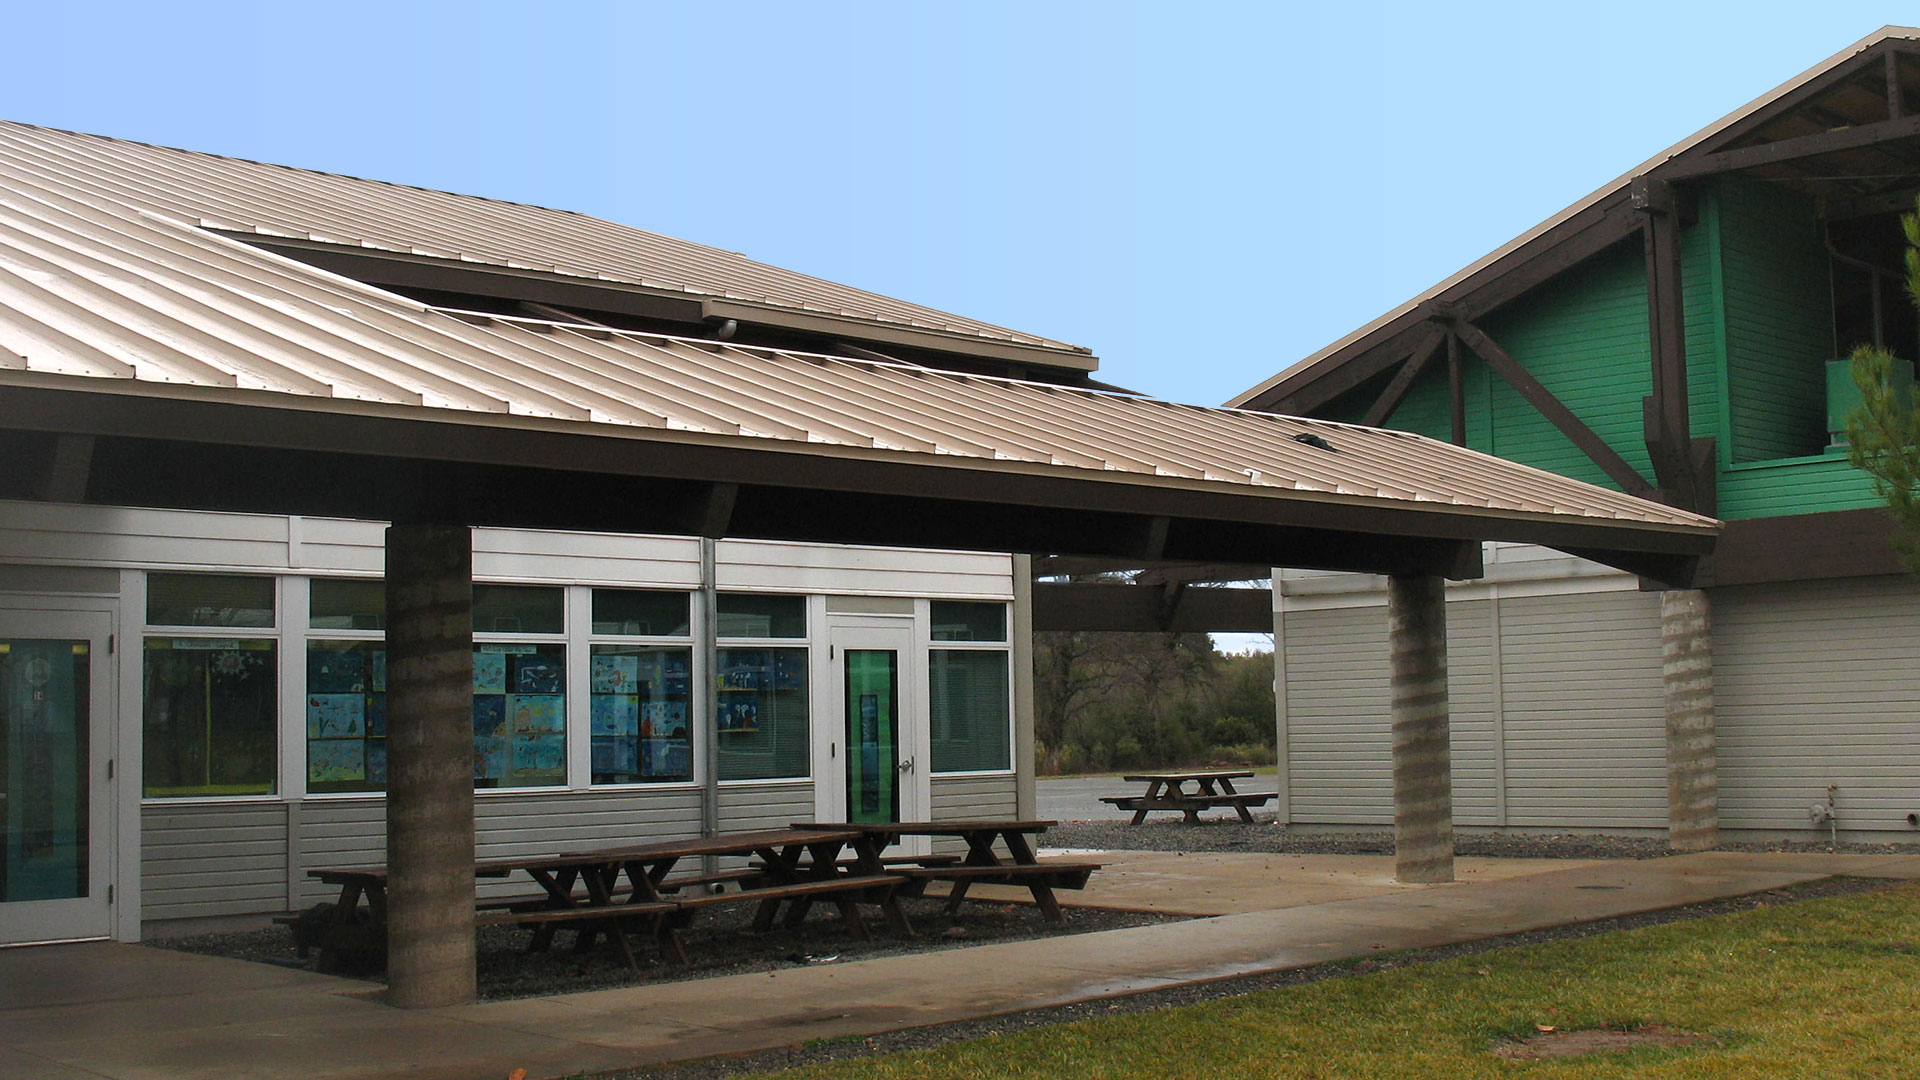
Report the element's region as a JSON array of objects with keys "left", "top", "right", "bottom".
[
  {"left": 820, "top": 619, "right": 927, "bottom": 834},
  {"left": 0, "top": 606, "right": 115, "bottom": 945}
]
